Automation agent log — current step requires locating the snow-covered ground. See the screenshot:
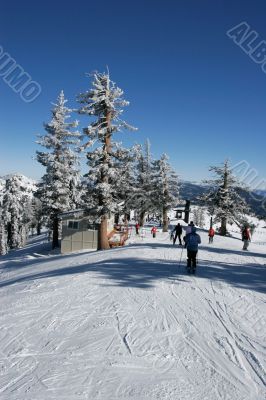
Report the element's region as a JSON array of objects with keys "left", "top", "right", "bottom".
[{"left": 0, "top": 227, "right": 265, "bottom": 400}]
